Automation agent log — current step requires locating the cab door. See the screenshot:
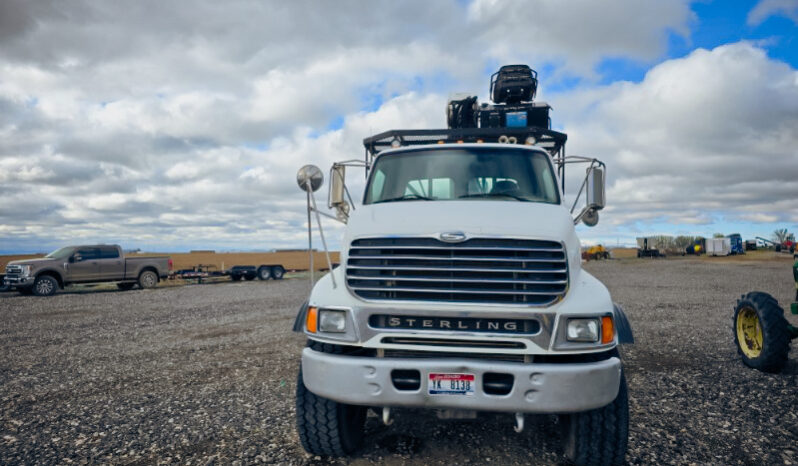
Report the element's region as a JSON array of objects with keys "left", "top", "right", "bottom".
[
  {"left": 68, "top": 247, "right": 101, "bottom": 282},
  {"left": 98, "top": 246, "right": 124, "bottom": 280}
]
